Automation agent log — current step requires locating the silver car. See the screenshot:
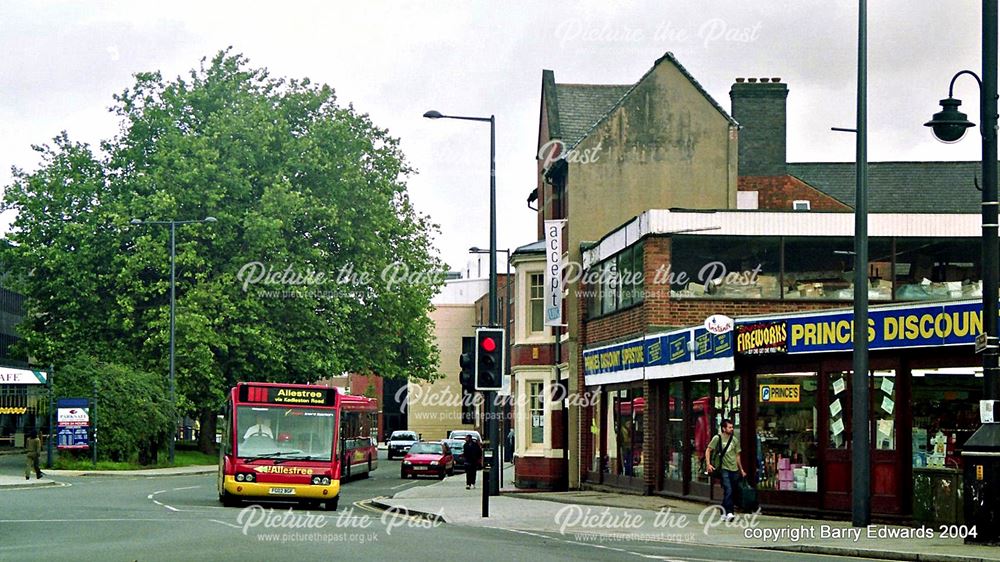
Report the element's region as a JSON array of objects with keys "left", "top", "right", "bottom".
[{"left": 387, "top": 430, "right": 419, "bottom": 459}]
